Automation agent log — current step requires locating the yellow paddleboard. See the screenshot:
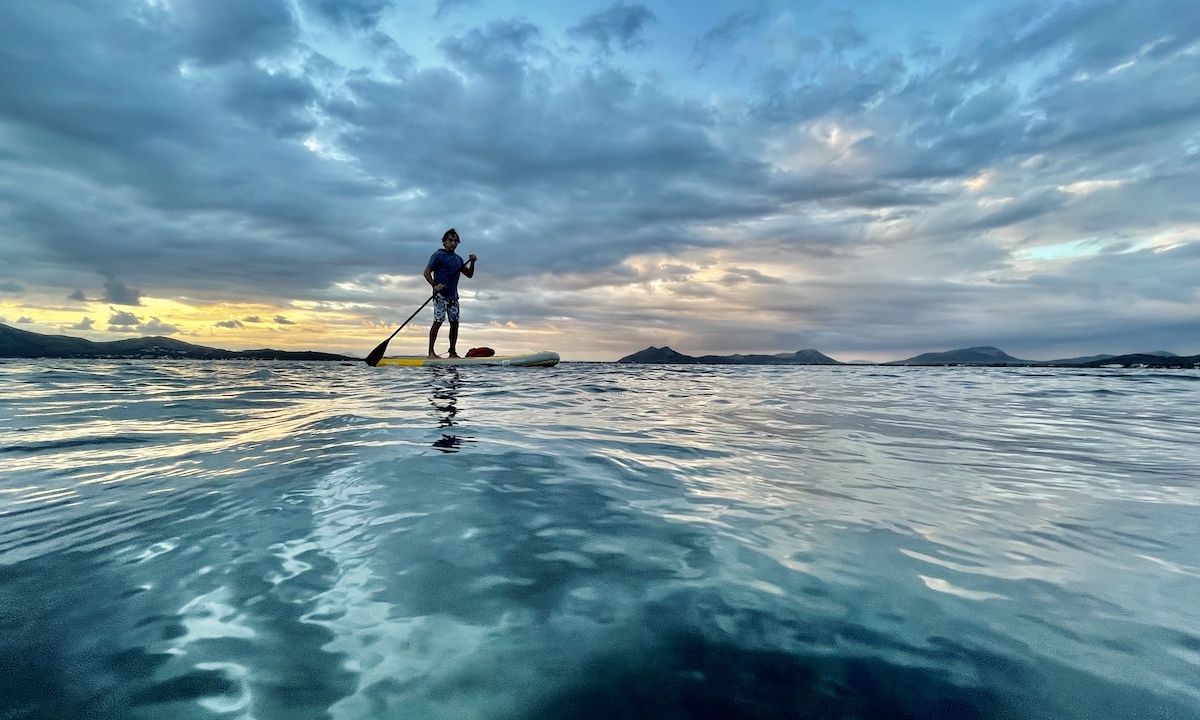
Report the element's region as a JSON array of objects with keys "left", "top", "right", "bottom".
[{"left": 374, "top": 351, "right": 560, "bottom": 367}]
